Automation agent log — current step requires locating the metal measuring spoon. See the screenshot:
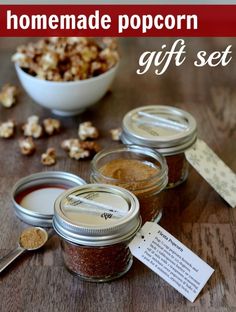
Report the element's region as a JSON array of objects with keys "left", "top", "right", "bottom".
[{"left": 0, "top": 227, "right": 48, "bottom": 273}]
